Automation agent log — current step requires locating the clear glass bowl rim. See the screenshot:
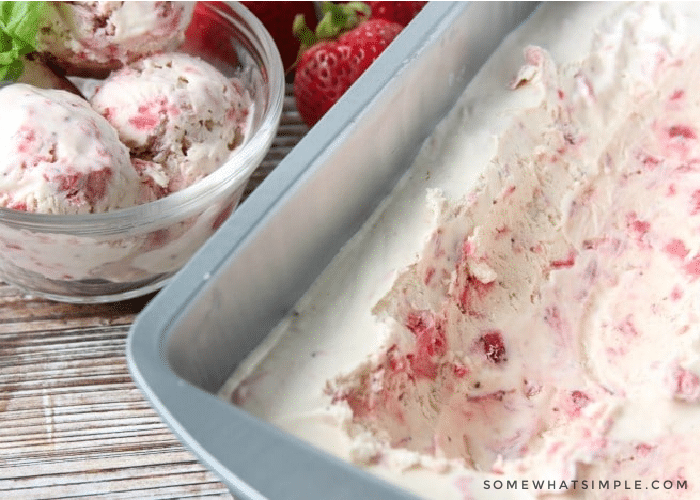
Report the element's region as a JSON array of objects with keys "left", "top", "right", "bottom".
[{"left": 0, "top": 1, "right": 285, "bottom": 236}]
